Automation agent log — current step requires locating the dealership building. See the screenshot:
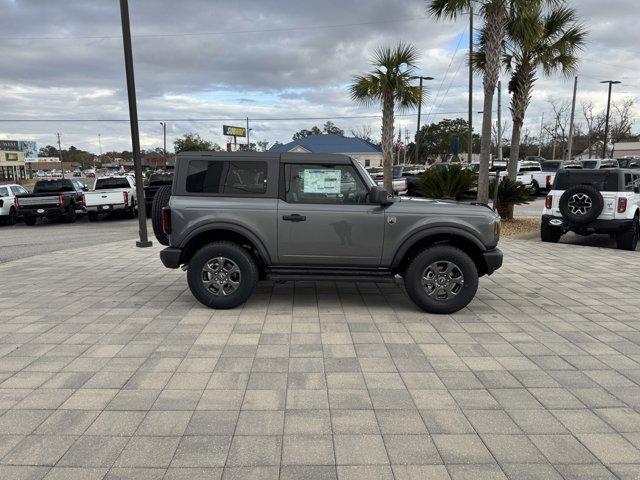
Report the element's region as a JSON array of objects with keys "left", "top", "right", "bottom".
[{"left": 0, "top": 140, "right": 37, "bottom": 181}]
